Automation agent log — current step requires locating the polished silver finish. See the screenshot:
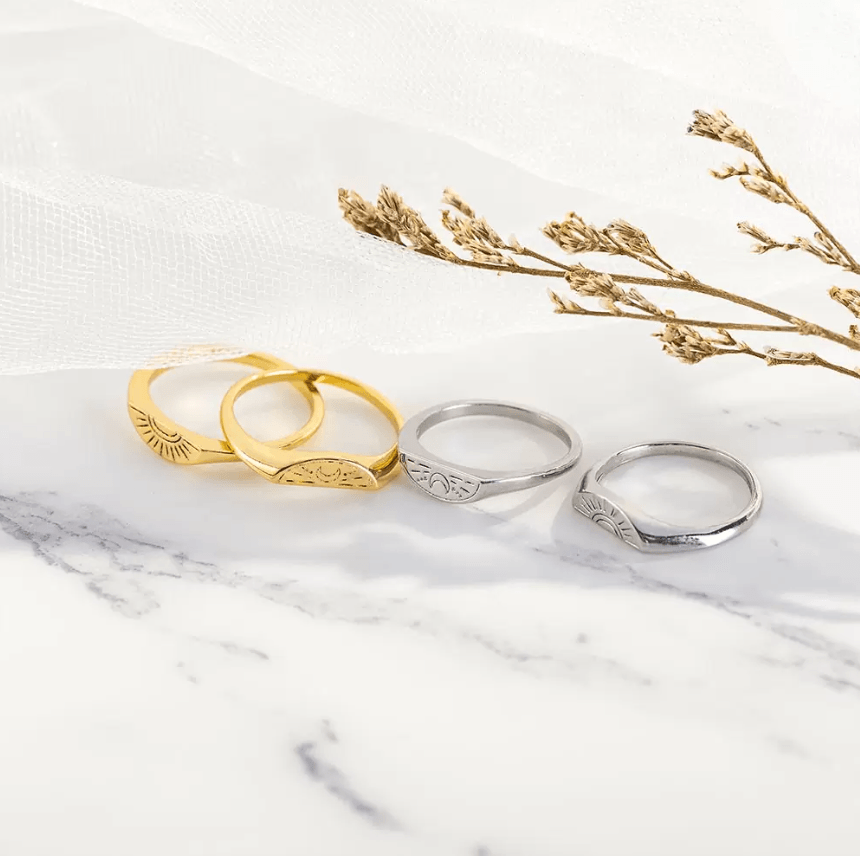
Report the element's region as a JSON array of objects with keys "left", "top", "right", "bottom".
[
  {"left": 399, "top": 400, "right": 583, "bottom": 503},
  {"left": 573, "top": 441, "right": 762, "bottom": 552}
]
